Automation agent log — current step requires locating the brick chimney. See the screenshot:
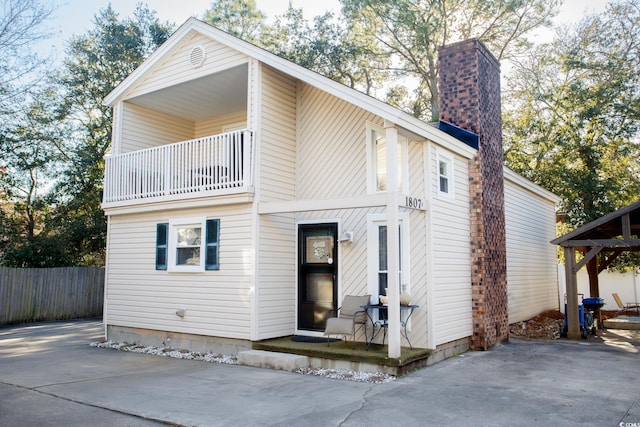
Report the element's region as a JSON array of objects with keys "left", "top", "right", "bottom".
[{"left": 438, "top": 39, "right": 508, "bottom": 350}]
